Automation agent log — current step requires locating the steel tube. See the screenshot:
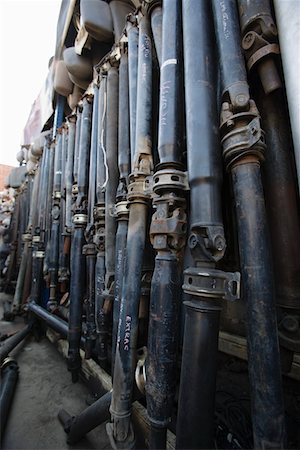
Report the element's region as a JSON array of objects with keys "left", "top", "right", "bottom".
[
  {"left": 151, "top": 6, "right": 162, "bottom": 67},
  {"left": 212, "top": 0, "right": 286, "bottom": 447},
  {"left": 0, "top": 359, "right": 19, "bottom": 438},
  {"left": 176, "top": 302, "right": 220, "bottom": 449},
  {"left": 127, "top": 20, "right": 139, "bottom": 162},
  {"left": 232, "top": 161, "right": 286, "bottom": 448},
  {"left": 28, "top": 302, "right": 68, "bottom": 337},
  {"left": 0, "top": 325, "right": 32, "bottom": 364},
  {"left": 58, "top": 391, "right": 112, "bottom": 444}
]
